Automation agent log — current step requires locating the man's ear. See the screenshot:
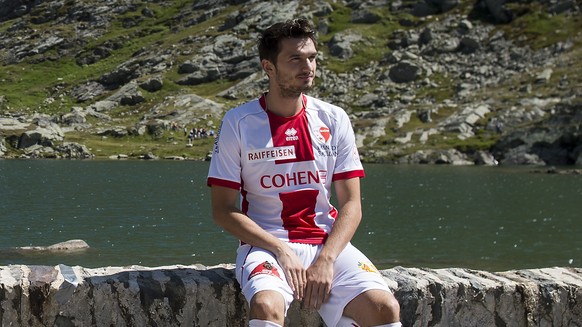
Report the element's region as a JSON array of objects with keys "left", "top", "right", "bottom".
[{"left": 261, "top": 59, "right": 274, "bottom": 75}]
